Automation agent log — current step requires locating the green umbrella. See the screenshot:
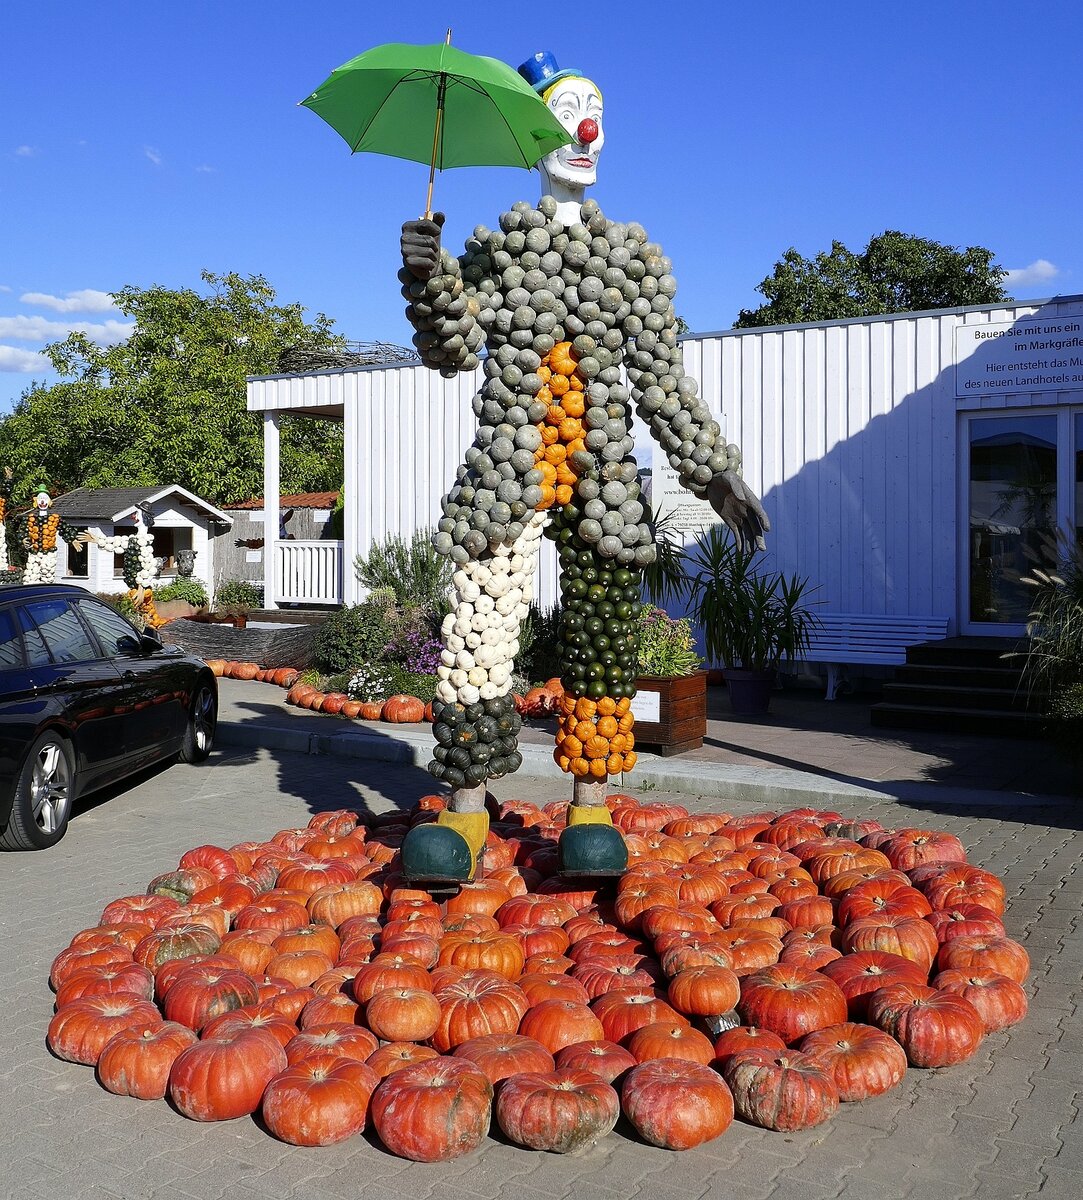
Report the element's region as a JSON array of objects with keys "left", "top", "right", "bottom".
[{"left": 301, "top": 32, "right": 573, "bottom": 218}]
